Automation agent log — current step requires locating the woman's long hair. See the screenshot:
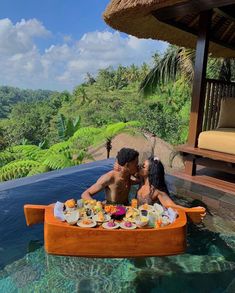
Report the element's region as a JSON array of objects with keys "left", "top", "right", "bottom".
[{"left": 148, "top": 156, "right": 169, "bottom": 195}]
